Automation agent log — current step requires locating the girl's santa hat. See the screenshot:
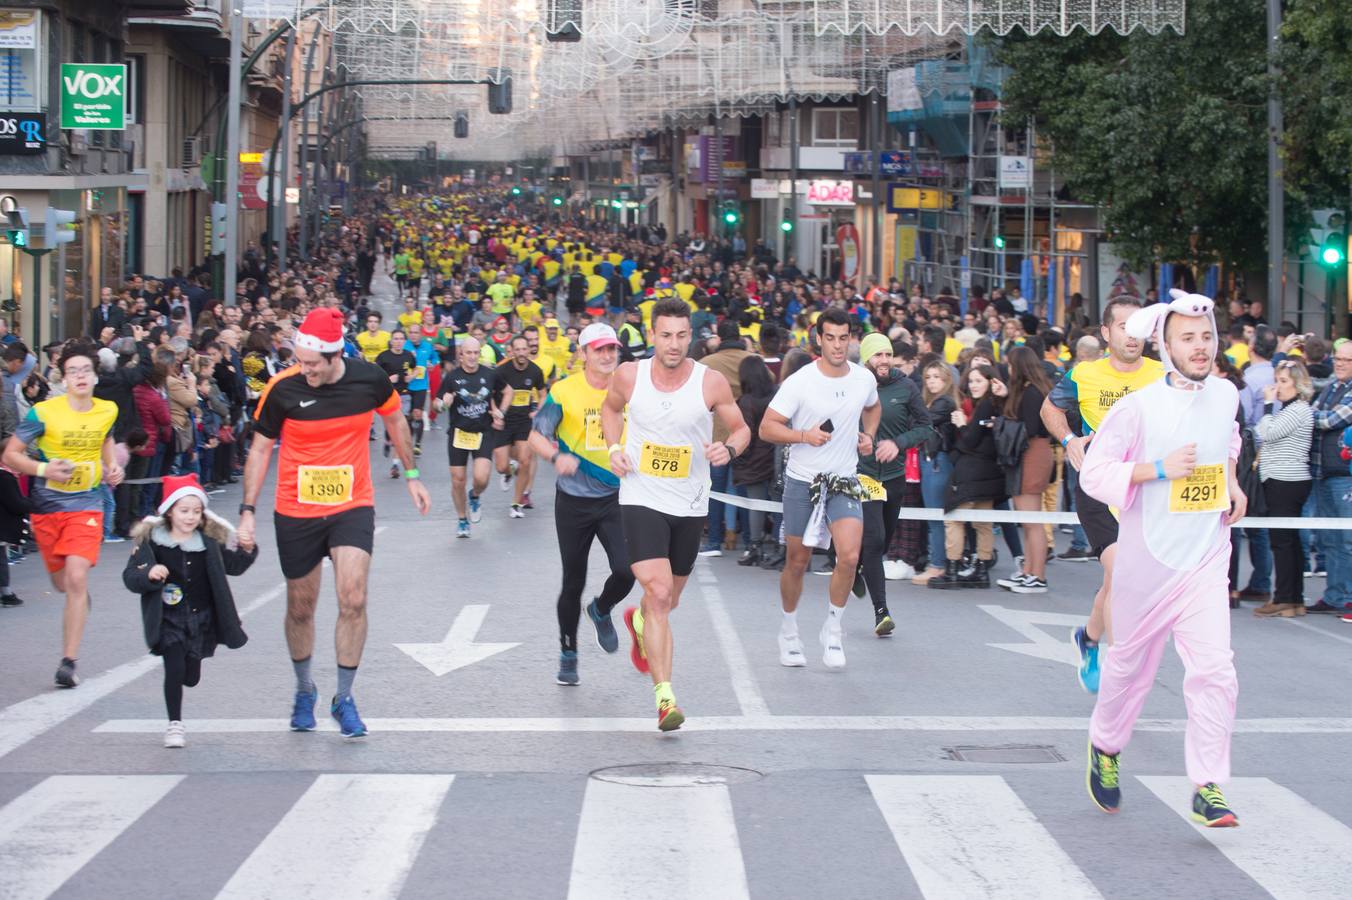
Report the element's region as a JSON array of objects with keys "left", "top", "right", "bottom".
[
  {"left": 158, "top": 473, "right": 208, "bottom": 515},
  {"left": 294, "top": 307, "right": 346, "bottom": 354}
]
